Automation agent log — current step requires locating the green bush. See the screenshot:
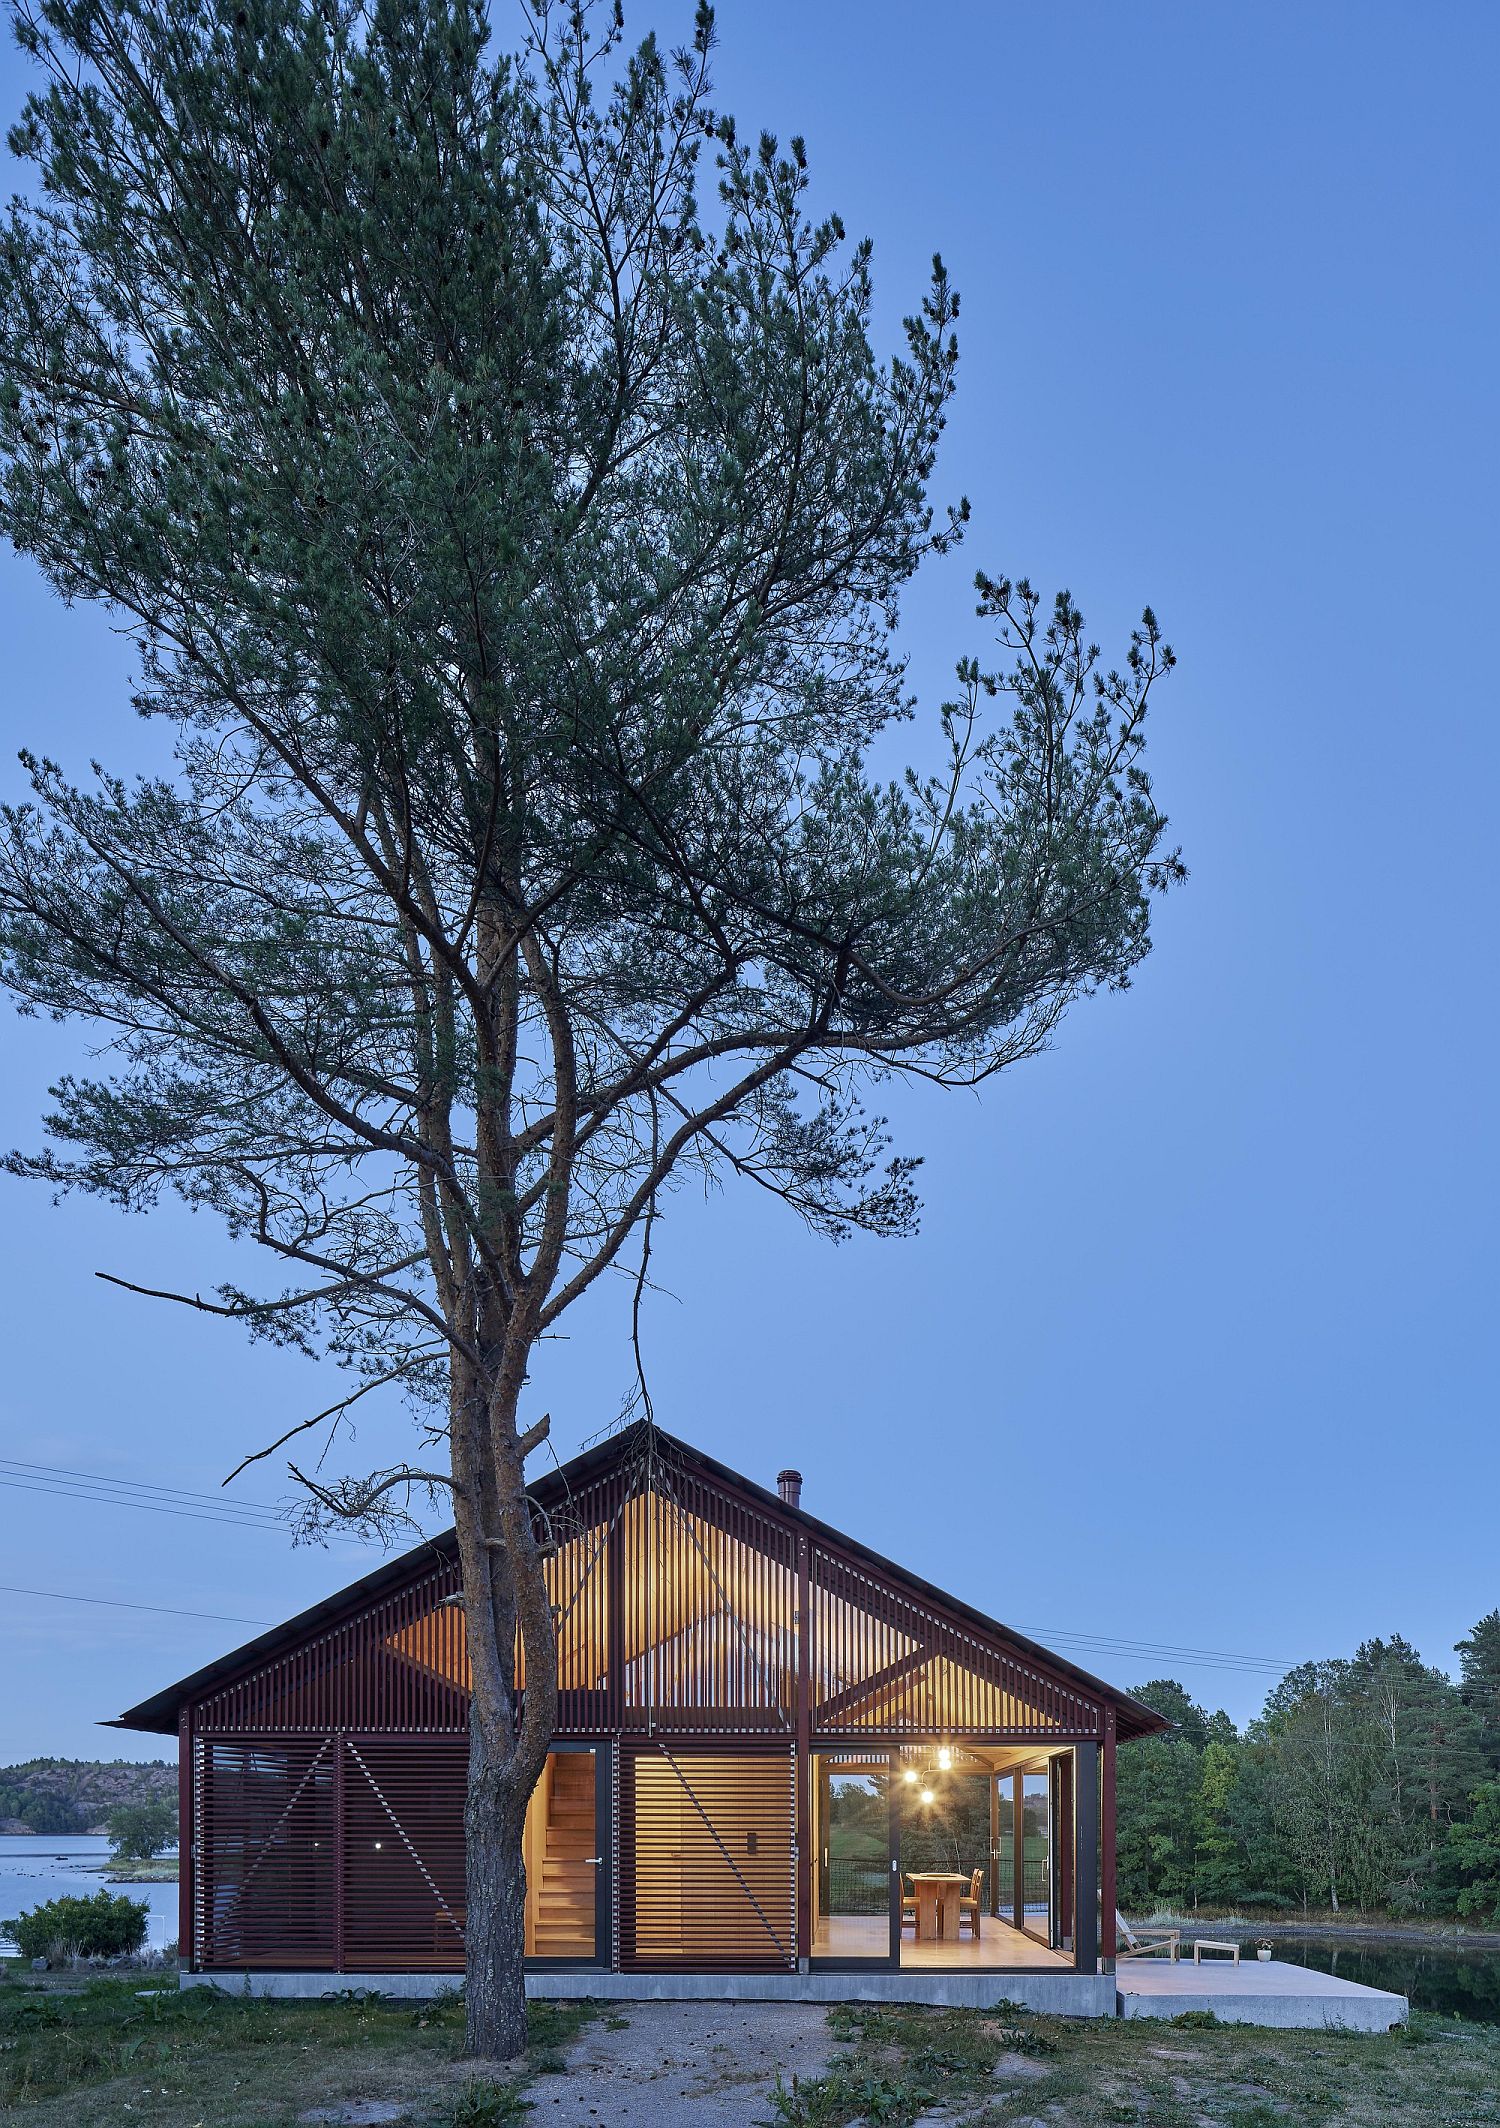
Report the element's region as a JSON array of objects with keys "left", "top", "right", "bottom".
[
  {"left": 106, "top": 1800, "right": 177, "bottom": 1860},
  {"left": 2, "top": 1889, "right": 150, "bottom": 1961},
  {"left": 450, "top": 2082, "right": 530, "bottom": 2127}
]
